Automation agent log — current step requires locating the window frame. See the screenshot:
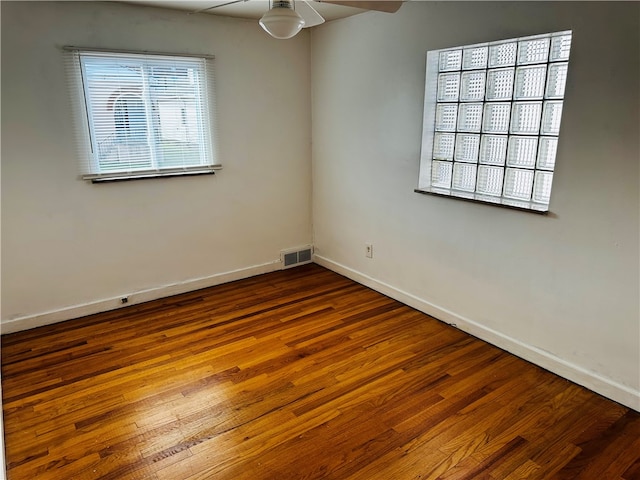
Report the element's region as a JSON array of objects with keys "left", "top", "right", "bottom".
[
  {"left": 415, "top": 31, "right": 572, "bottom": 213},
  {"left": 67, "top": 47, "right": 220, "bottom": 183}
]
